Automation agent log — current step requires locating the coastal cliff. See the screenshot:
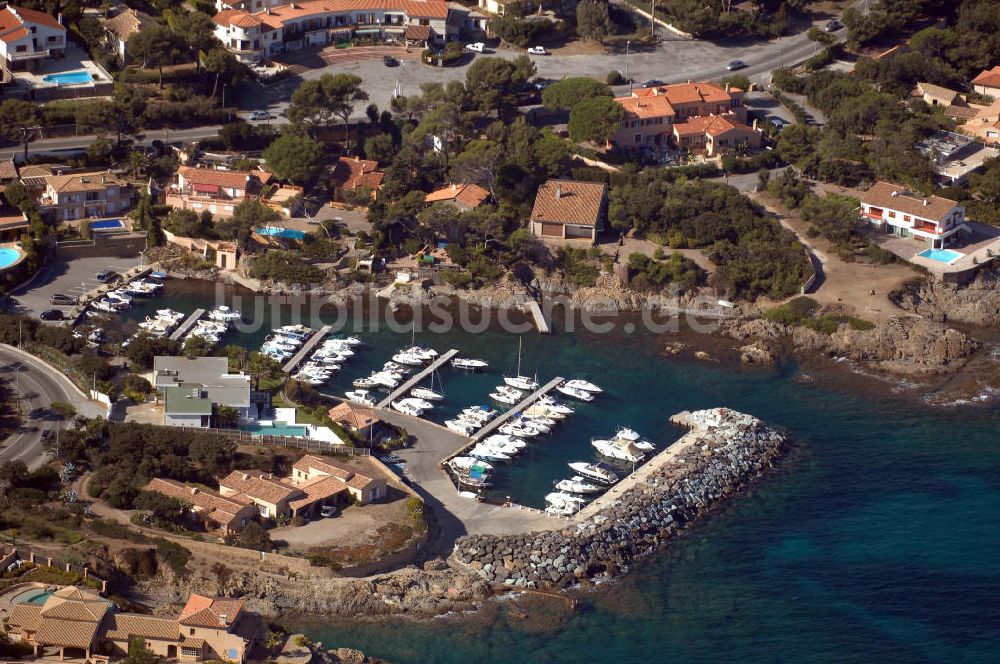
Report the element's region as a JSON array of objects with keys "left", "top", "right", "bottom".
[
  {"left": 890, "top": 268, "right": 1000, "bottom": 327},
  {"left": 451, "top": 409, "right": 788, "bottom": 589}
]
